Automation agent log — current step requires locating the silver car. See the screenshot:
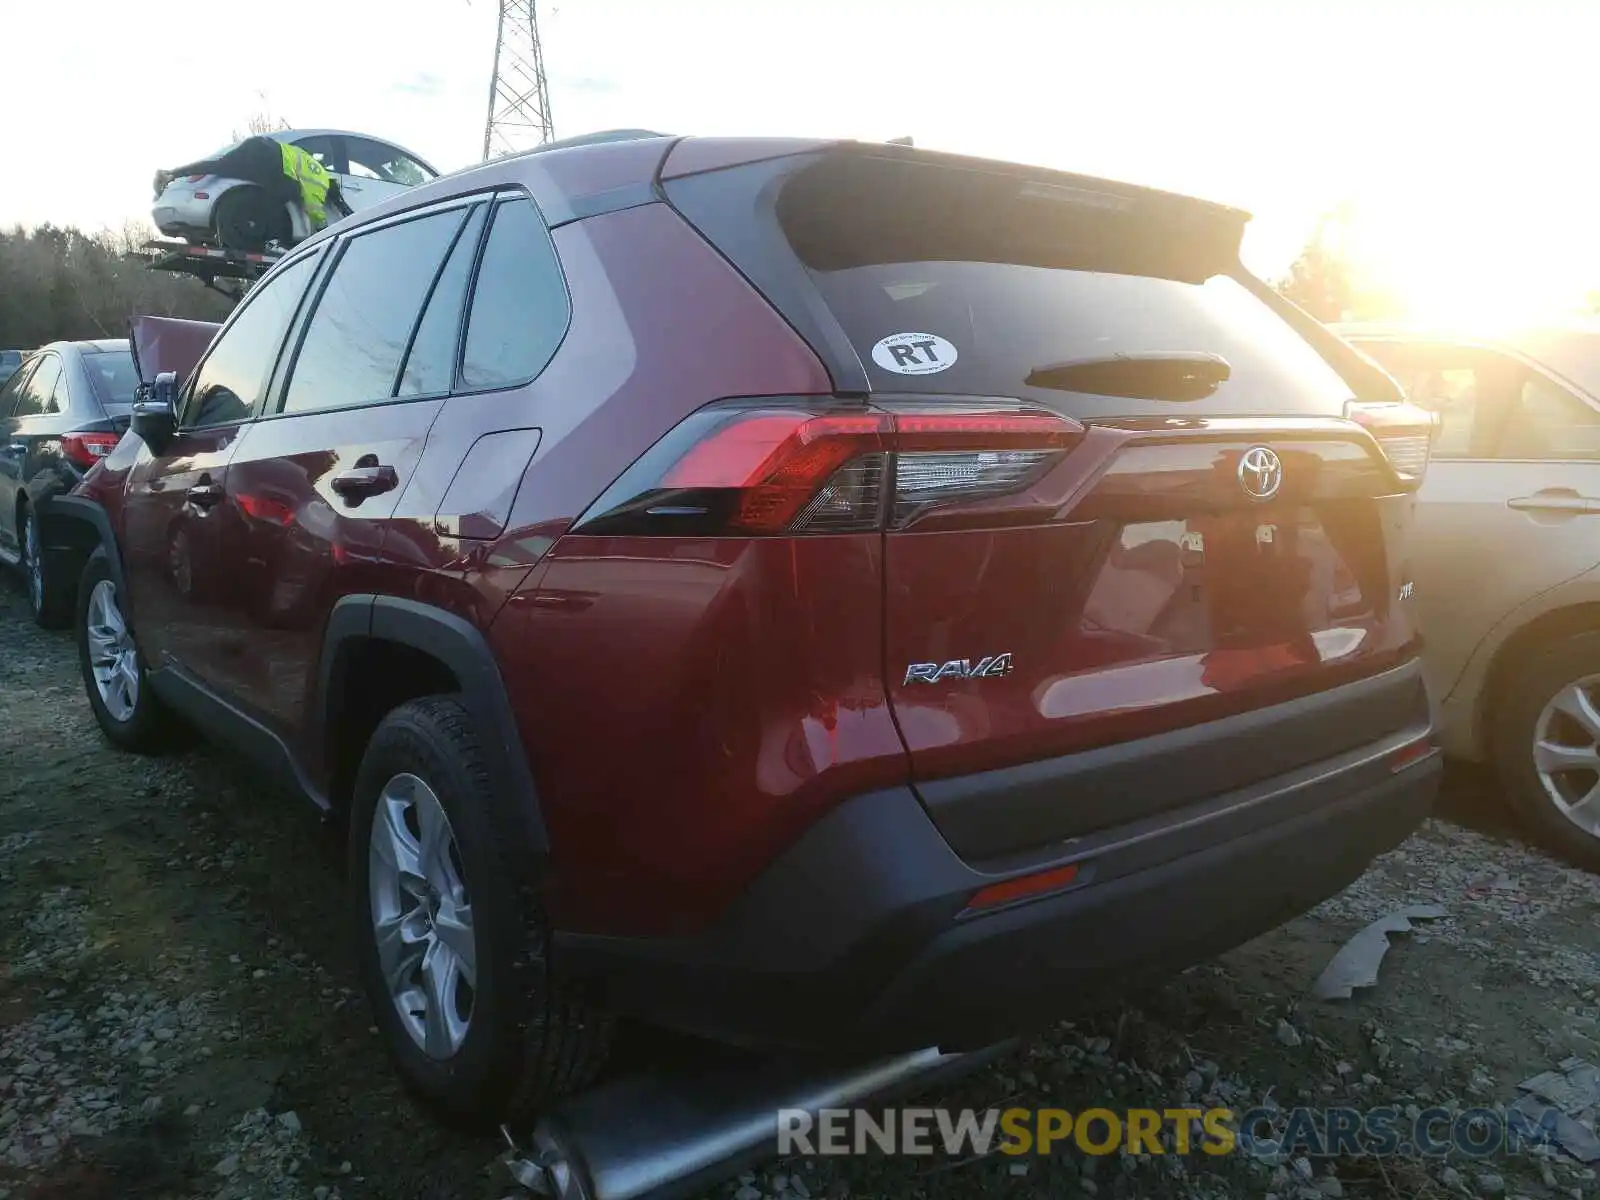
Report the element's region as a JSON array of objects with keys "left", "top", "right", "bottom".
[
  {"left": 151, "top": 128, "right": 439, "bottom": 247},
  {"left": 1338, "top": 322, "right": 1600, "bottom": 864}
]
